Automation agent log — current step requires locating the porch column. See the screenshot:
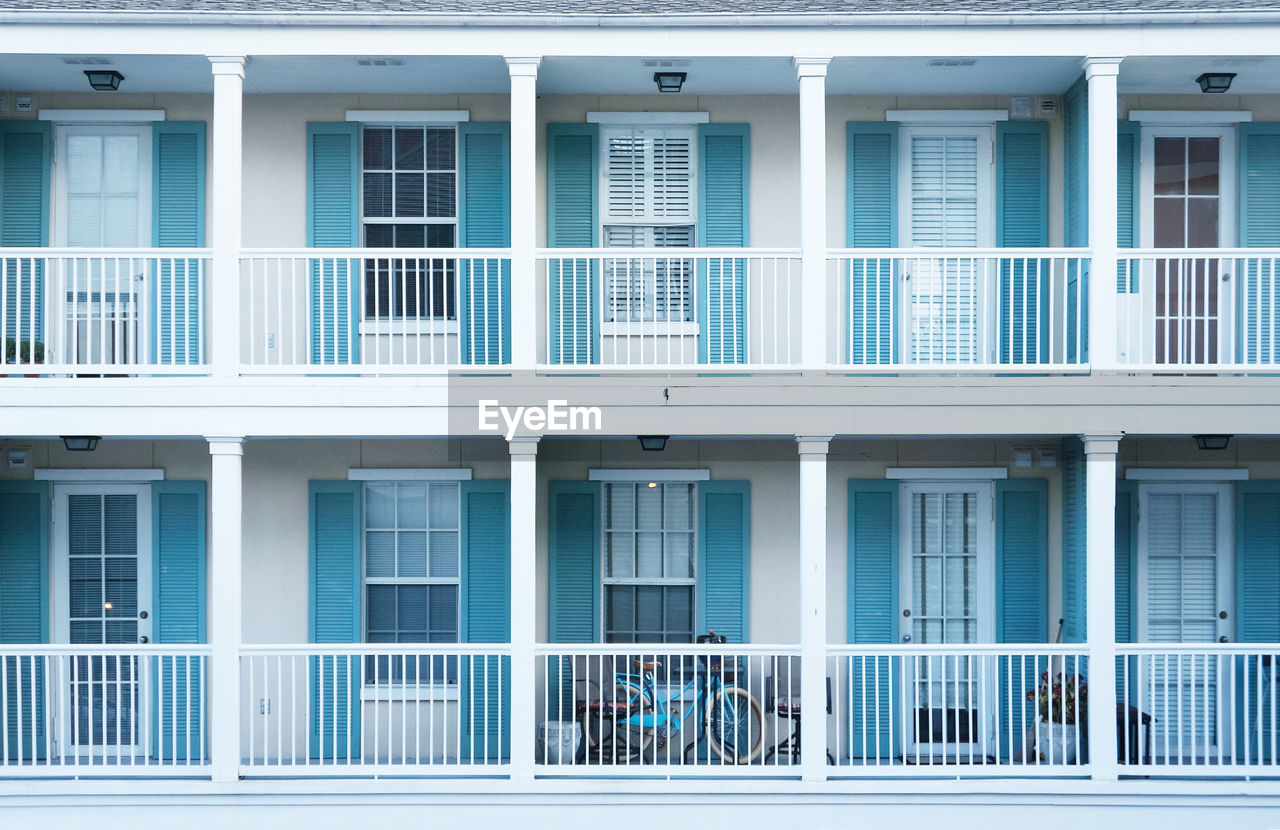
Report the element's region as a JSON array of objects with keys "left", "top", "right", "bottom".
[
  {"left": 208, "top": 56, "right": 246, "bottom": 378},
  {"left": 1084, "top": 57, "right": 1124, "bottom": 370},
  {"left": 509, "top": 436, "right": 539, "bottom": 779},
  {"left": 796, "top": 58, "right": 831, "bottom": 372},
  {"left": 507, "top": 57, "right": 541, "bottom": 372},
  {"left": 207, "top": 435, "right": 245, "bottom": 782},
  {"left": 1082, "top": 432, "right": 1122, "bottom": 781},
  {"left": 797, "top": 435, "right": 832, "bottom": 780}
]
